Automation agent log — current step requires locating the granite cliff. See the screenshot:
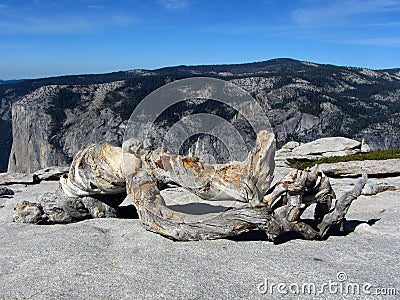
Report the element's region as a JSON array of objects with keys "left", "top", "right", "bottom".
[{"left": 1, "top": 58, "right": 399, "bottom": 173}]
